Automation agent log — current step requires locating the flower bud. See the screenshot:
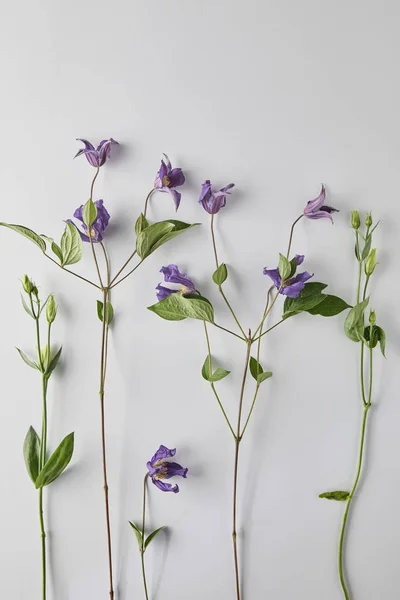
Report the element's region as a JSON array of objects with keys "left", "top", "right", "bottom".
[
  {"left": 351, "top": 210, "right": 360, "bottom": 230},
  {"left": 22, "top": 274, "right": 34, "bottom": 294},
  {"left": 46, "top": 294, "right": 57, "bottom": 324},
  {"left": 365, "top": 248, "right": 378, "bottom": 276},
  {"left": 365, "top": 212, "right": 373, "bottom": 228},
  {"left": 369, "top": 310, "right": 376, "bottom": 325}
]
